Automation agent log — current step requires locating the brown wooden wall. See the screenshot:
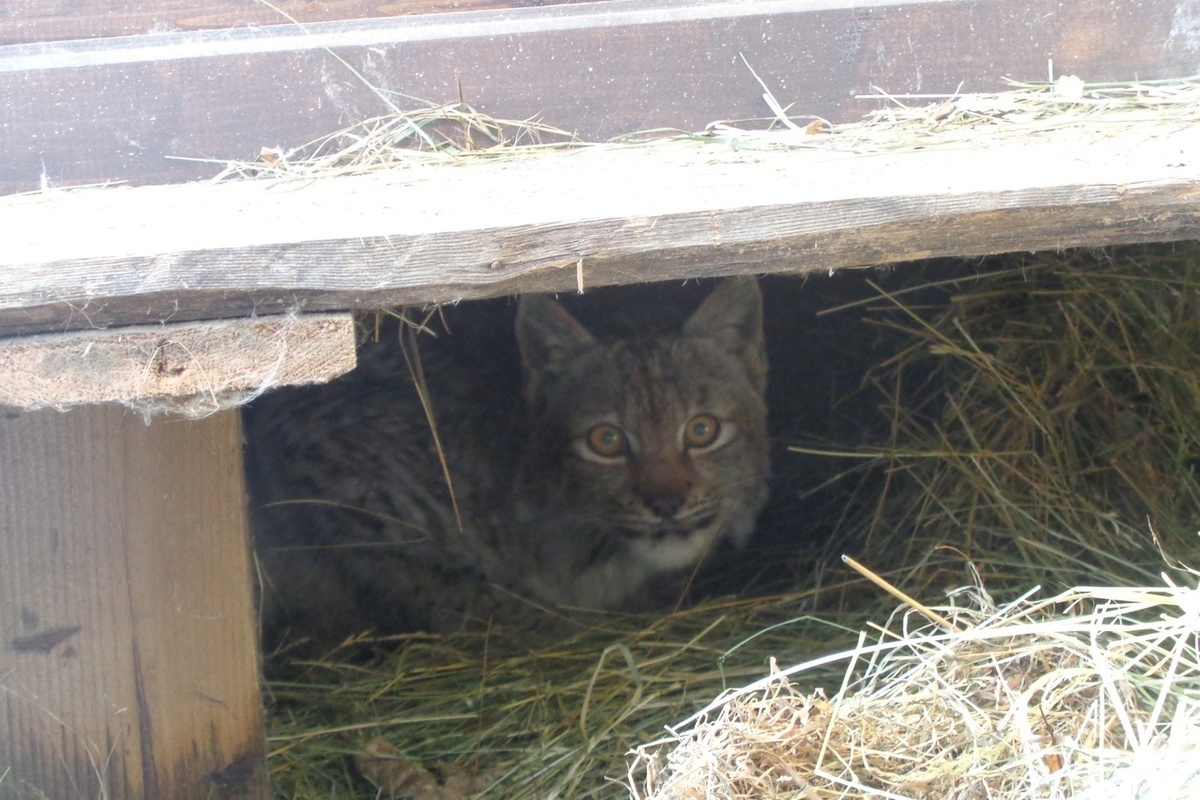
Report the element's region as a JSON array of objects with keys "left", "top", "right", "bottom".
[{"left": 3, "top": 0, "right": 1198, "bottom": 194}]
